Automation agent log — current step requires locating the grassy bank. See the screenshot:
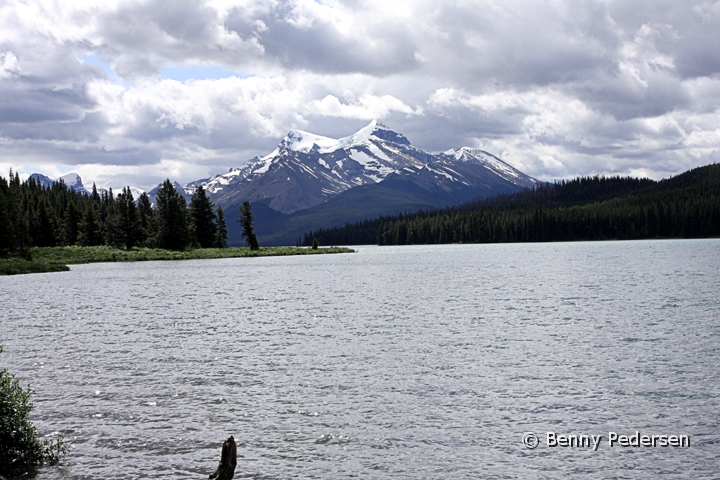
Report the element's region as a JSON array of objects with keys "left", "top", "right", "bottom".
[{"left": 0, "top": 245, "right": 355, "bottom": 276}]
